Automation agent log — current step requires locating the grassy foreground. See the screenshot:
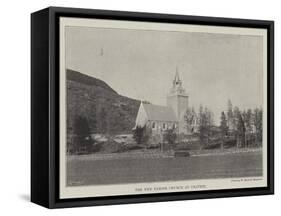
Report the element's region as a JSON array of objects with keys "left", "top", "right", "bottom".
[{"left": 67, "top": 149, "right": 262, "bottom": 186}]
